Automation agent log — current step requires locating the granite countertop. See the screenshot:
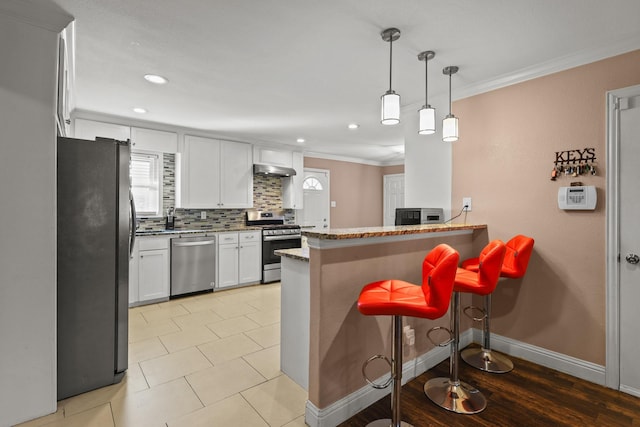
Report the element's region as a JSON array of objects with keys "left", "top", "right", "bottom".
[
  {"left": 275, "top": 248, "right": 309, "bottom": 261},
  {"left": 136, "top": 226, "right": 262, "bottom": 236},
  {"left": 302, "top": 223, "right": 487, "bottom": 240}
]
